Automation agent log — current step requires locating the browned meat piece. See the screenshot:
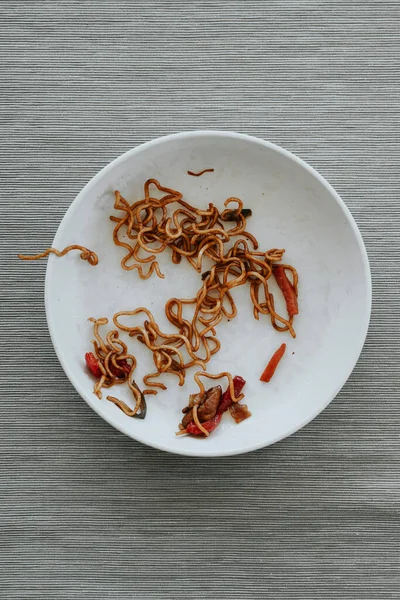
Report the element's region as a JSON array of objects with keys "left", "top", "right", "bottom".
[
  {"left": 181, "top": 393, "right": 204, "bottom": 429},
  {"left": 229, "top": 402, "right": 252, "bottom": 424},
  {"left": 181, "top": 412, "right": 192, "bottom": 429},
  {"left": 181, "top": 386, "right": 222, "bottom": 428},
  {"left": 198, "top": 385, "right": 221, "bottom": 421}
]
